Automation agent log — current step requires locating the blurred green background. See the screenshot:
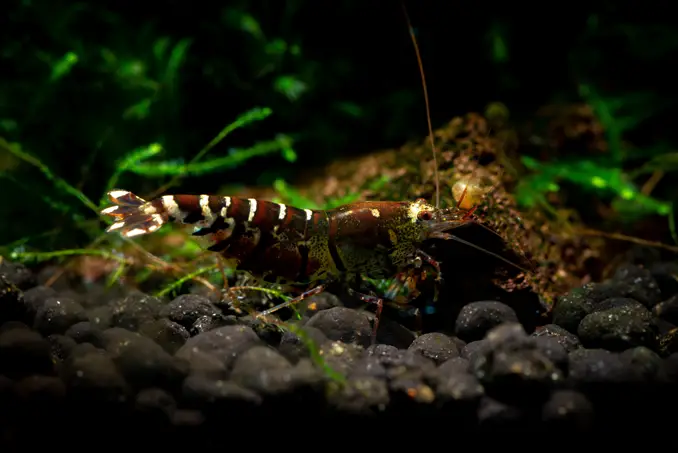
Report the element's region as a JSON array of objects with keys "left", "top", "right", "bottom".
[{"left": 2, "top": 0, "right": 678, "bottom": 254}]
